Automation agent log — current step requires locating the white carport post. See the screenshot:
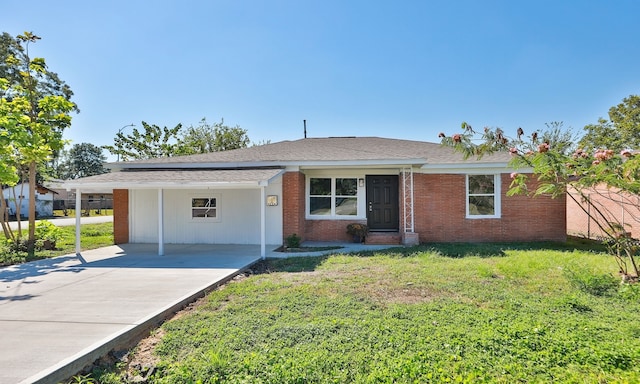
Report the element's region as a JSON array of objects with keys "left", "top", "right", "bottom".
[
  {"left": 158, "top": 188, "right": 164, "bottom": 256},
  {"left": 75, "top": 188, "right": 81, "bottom": 255},
  {"left": 260, "top": 185, "right": 266, "bottom": 259}
]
